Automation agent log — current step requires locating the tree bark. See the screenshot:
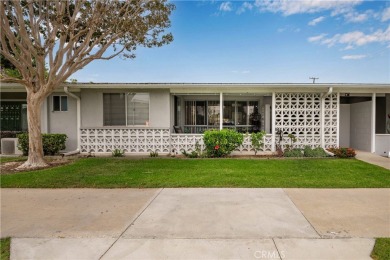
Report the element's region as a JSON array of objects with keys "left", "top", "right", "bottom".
[{"left": 17, "top": 92, "right": 48, "bottom": 169}]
